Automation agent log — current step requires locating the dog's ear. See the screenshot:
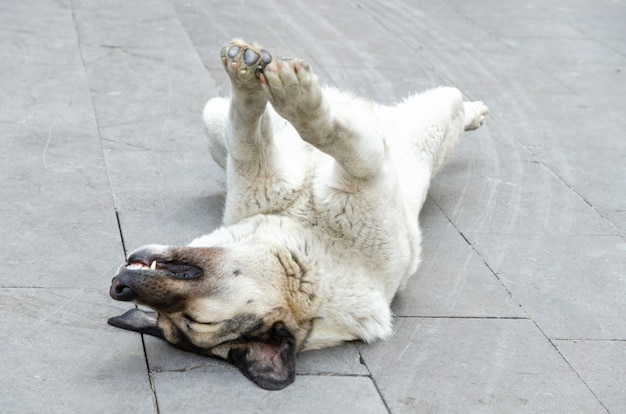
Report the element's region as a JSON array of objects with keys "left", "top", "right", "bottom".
[
  {"left": 227, "top": 321, "right": 296, "bottom": 390},
  {"left": 108, "top": 308, "right": 166, "bottom": 340}
]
